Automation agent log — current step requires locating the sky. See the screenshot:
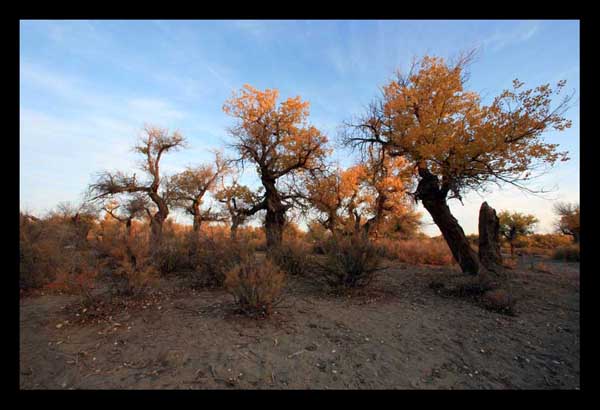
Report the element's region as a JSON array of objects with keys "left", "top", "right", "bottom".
[{"left": 19, "top": 19, "right": 580, "bottom": 236}]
